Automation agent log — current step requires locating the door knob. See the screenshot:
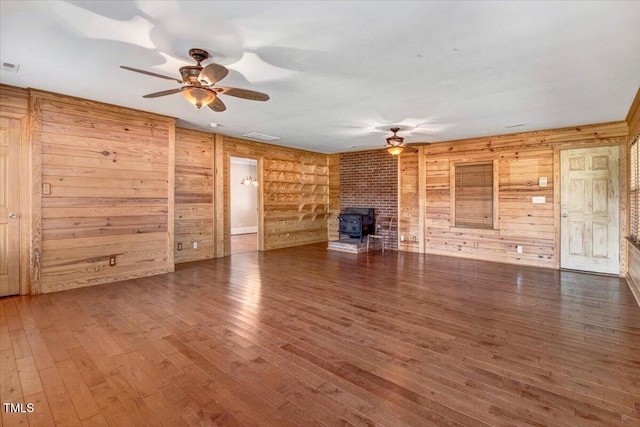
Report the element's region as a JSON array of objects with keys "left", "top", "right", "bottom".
[{"left": 8, "top": 213, "right": 20, "bottom": 219}]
